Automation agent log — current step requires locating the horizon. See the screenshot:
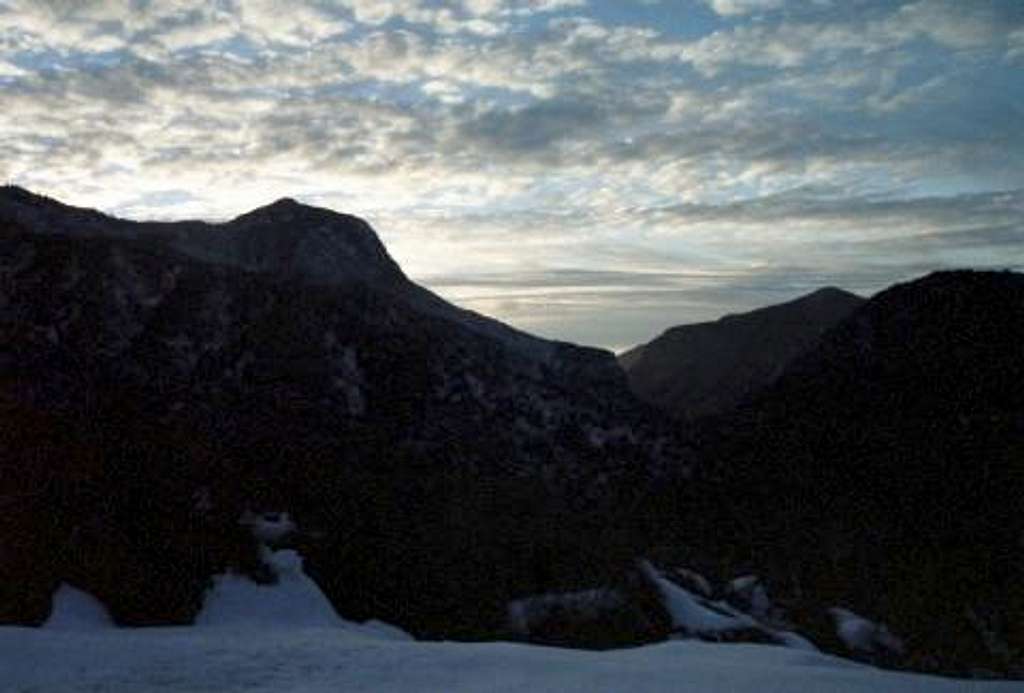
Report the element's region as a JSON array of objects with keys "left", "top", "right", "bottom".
[
  {"left": 3, "top": 181, "right": 888, "bottom": 355},
  {"left": 2, "top": 1, "right": 1022, "bottom": 350}
]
